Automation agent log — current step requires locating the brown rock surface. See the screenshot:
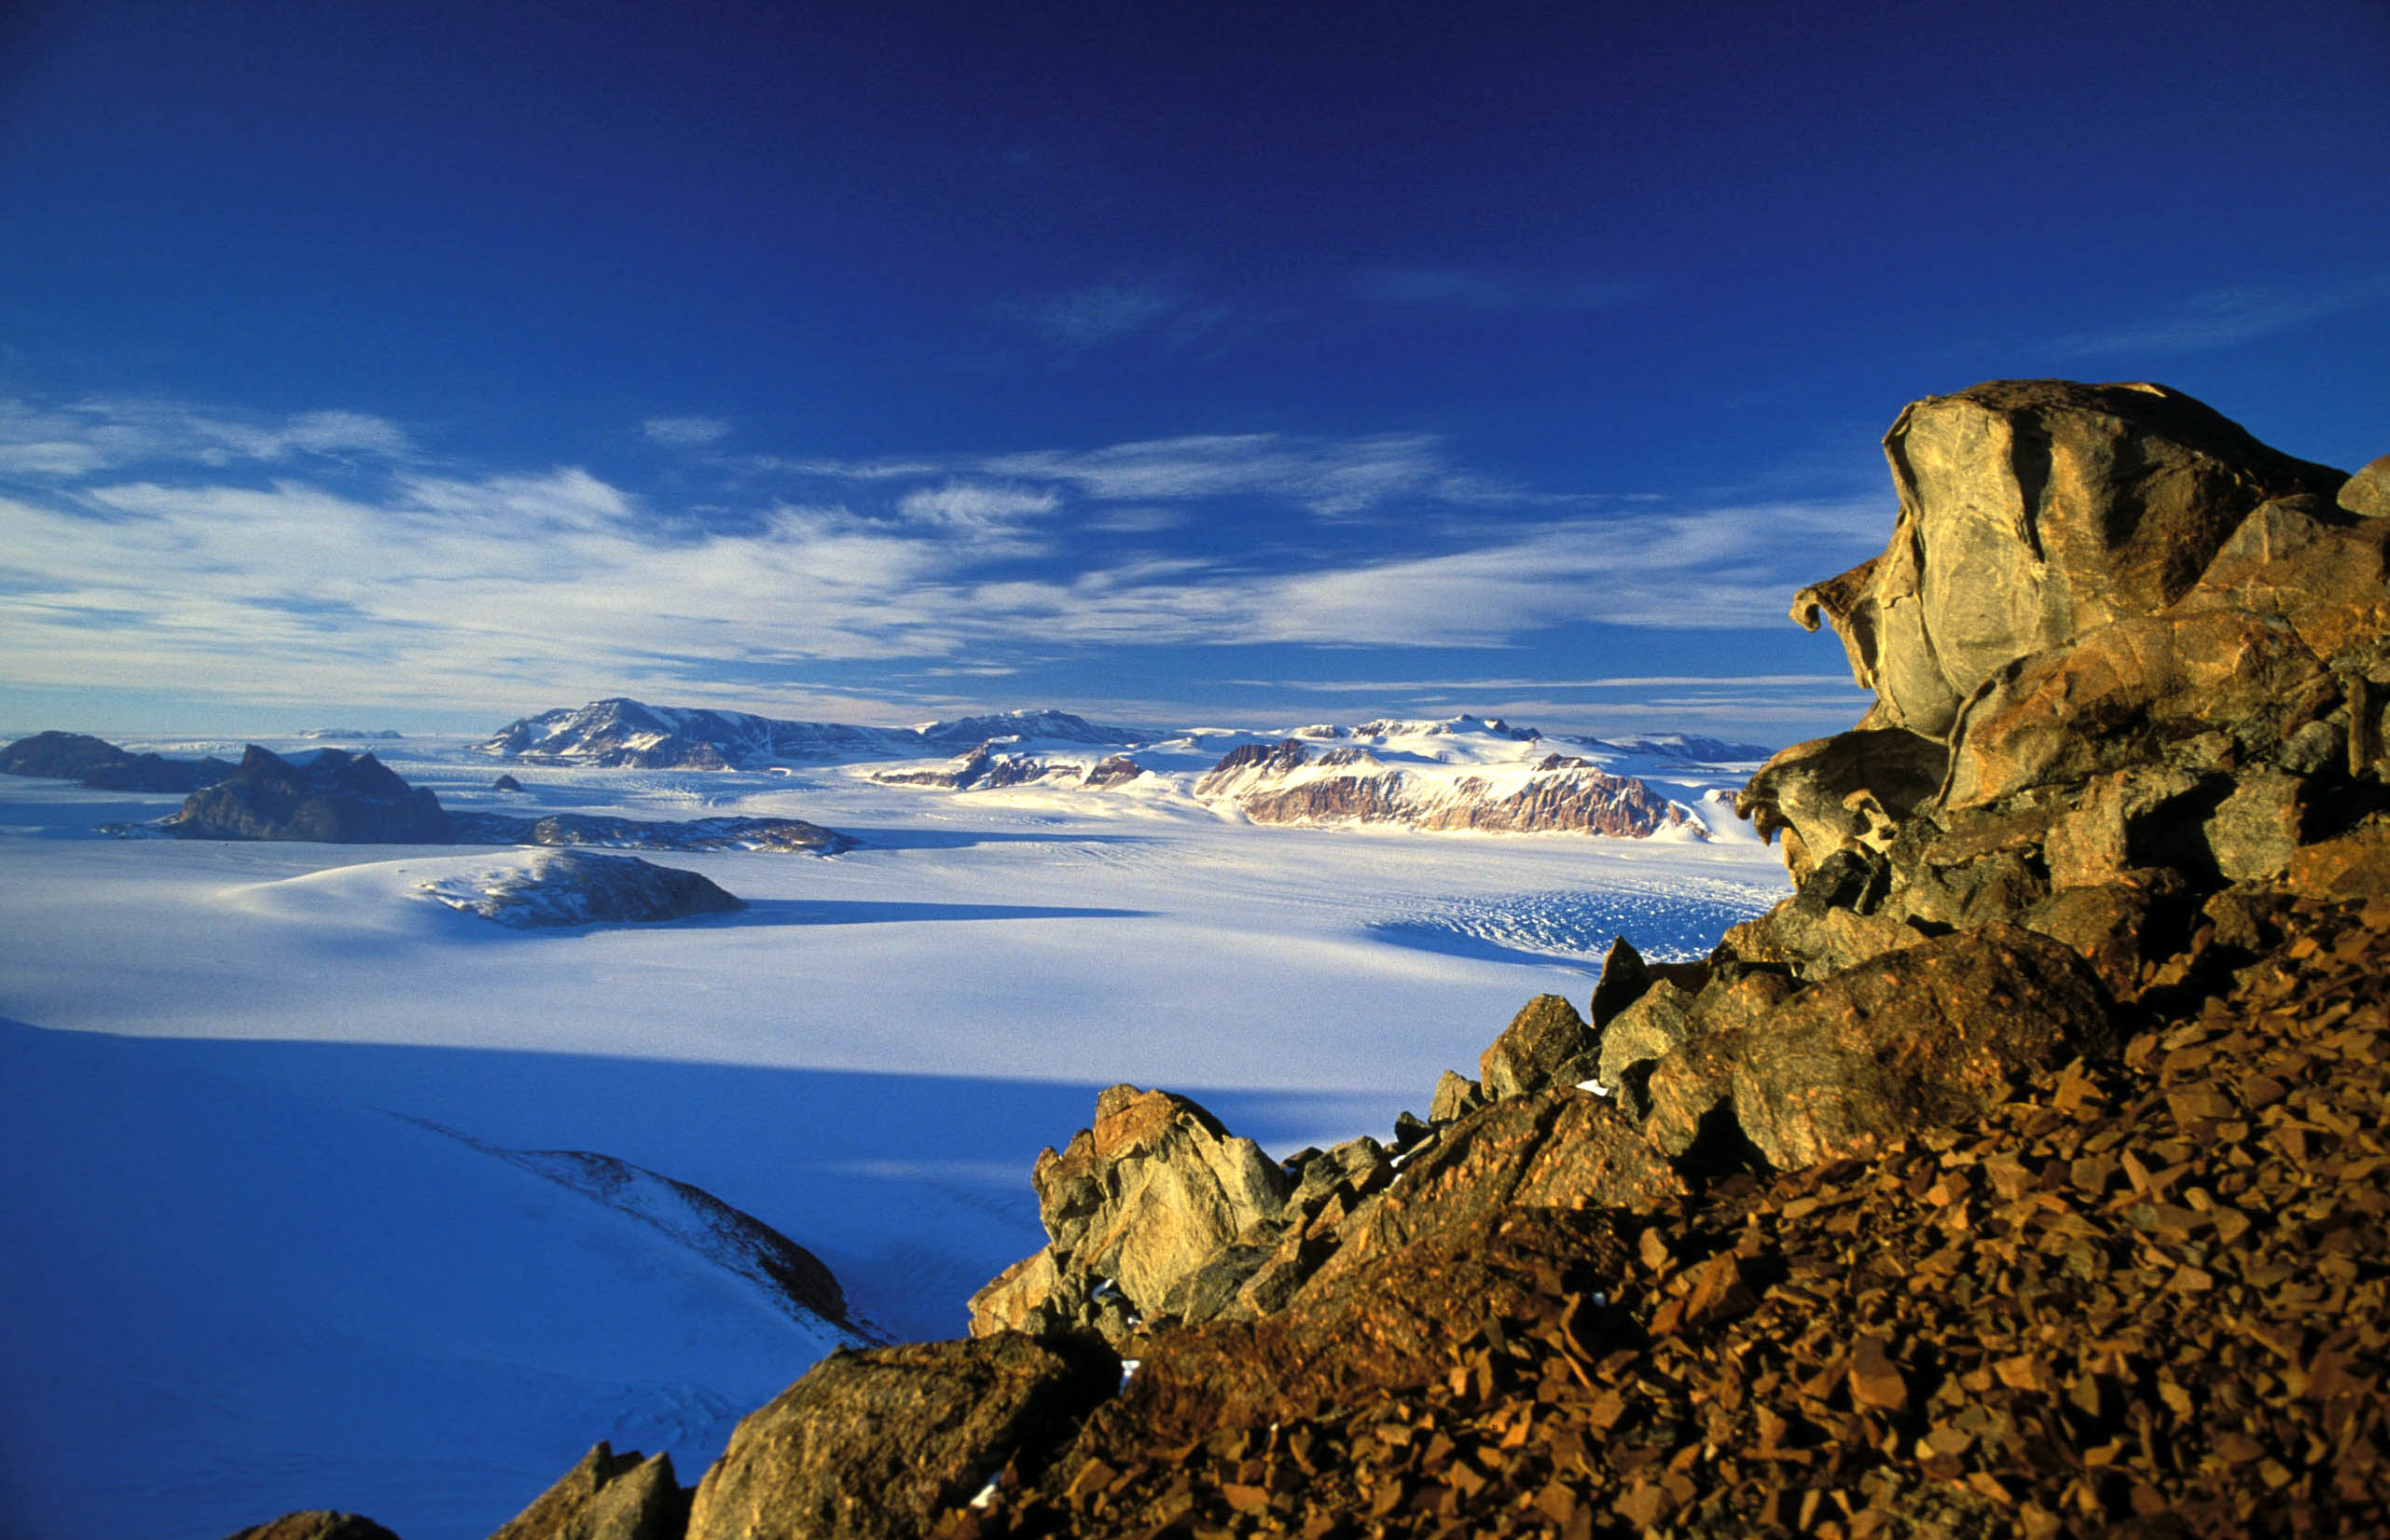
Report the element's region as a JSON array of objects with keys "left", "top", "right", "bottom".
[
  {"left": 1729, "top": 925, "right": 2115, "bottom": 1169},
  {"left": 1028, "top": 1085, "right": 1290, "bottom": 1314},
  {"left": 1592, "top": 977, "right": 1696, "bottom": 1091},
  {"left": 486, "top": 1442, "right": 684, "bottom": 1540},
  {"left": 687, "top": 1335, "right": 1115, "bottom": 1540},
  {"left": 1308, "top": 1091, "right": 1681, "bottom": 1286},
  {"left": 1475, "top": 993, "right": 1595, "bottom": 1100},
  {"left": 1821, "top": 379, "right": 2345, "bottom": 738},
  {"left": 221, "top": 1515, "right": 402, "bottom": 1540},
  {"left": 2341, "top": 450, "right": 2390, "bottom": 516},
  {"left": 1941, "top": 607, "right": 2333, "bottom": 809},
  {"left": 1736, "top": 726, "right": 1946, "bottom": 880}
]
